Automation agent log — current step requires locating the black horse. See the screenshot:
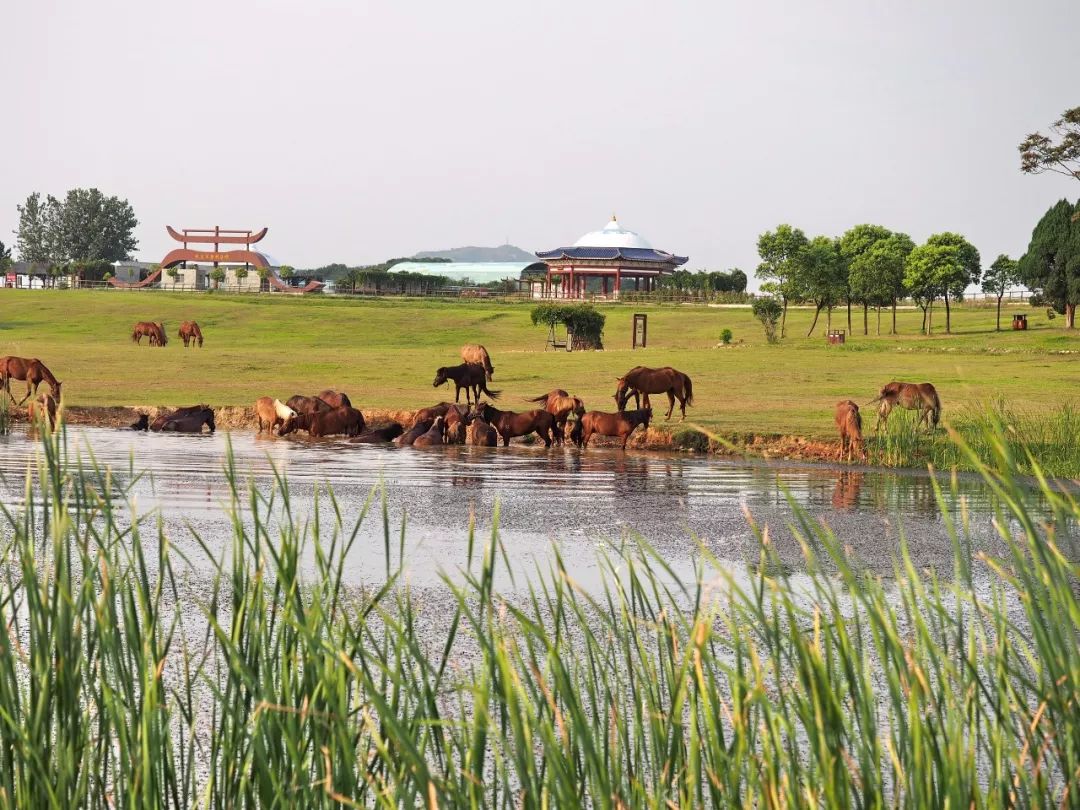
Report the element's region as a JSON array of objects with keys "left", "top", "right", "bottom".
[{"left": 433, "top": 363, "right": 501, "bottom": 405}]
